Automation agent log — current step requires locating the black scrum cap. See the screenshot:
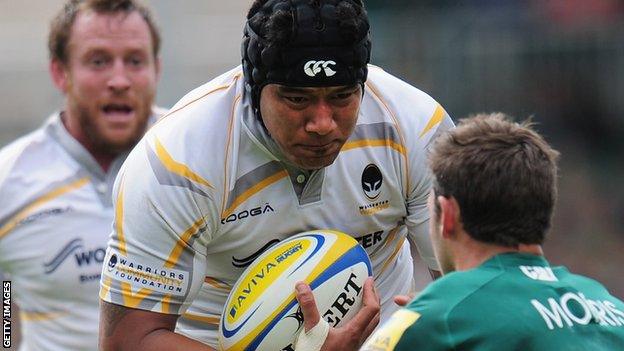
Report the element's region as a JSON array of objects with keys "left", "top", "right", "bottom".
[{"left": 241, "top": 0, "right": 372, "bottom": 118}]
